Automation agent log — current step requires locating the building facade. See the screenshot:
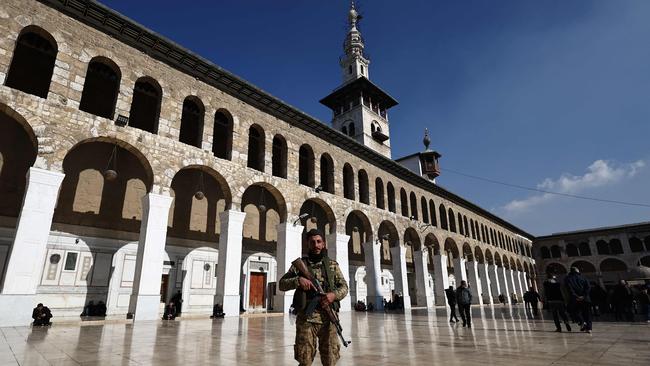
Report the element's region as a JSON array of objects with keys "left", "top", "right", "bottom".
[
  {"left": 0, "top": 0, "right": 535, "bottom": 326},
  {"left": 533, "top": 222, "right": 650, "bottom": 288}
]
